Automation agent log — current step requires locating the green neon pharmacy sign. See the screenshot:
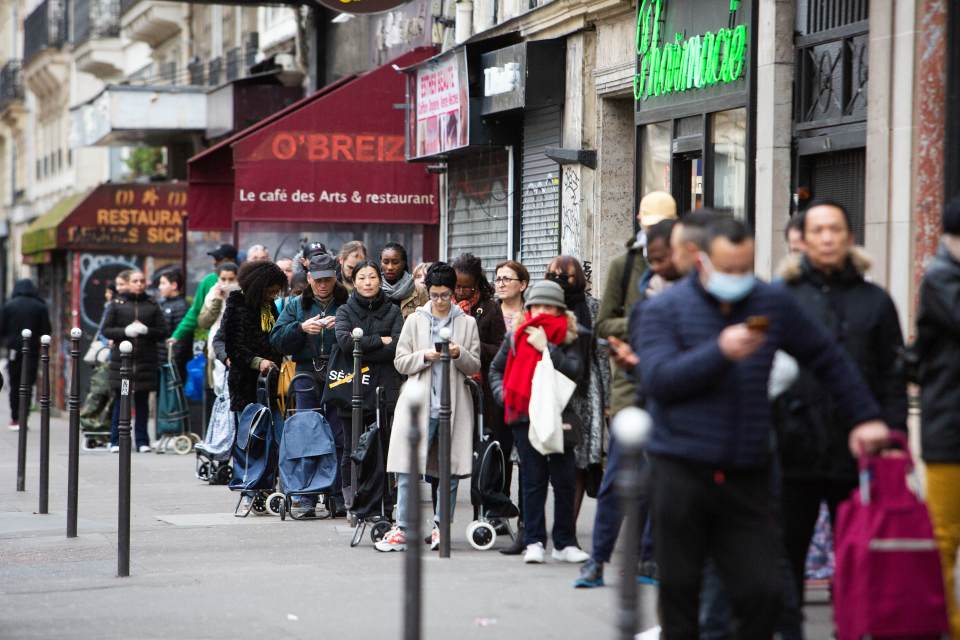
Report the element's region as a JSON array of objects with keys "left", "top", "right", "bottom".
[{"left": 634, "top": 0, "right": 748, "bottom": 102}]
